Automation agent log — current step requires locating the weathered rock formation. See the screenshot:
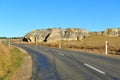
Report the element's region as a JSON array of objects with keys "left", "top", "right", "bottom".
[
  {"left": 23, "top": 28, "right": 89, "bottom": 42},
  {"left": 89, "top": 28, "right": 120, "bottom": 37},
  {"left": 103, "top": 28, "right": 120, "bottom": 37}
]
